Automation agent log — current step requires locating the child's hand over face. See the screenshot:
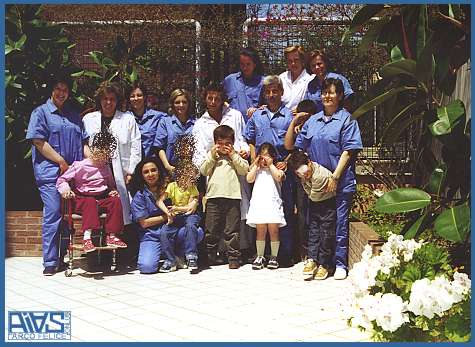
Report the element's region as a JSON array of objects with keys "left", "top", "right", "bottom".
[
  {"left": 211, "top": 145, "right": 219, "bottom": 159},
  {"left": 220, "top": 143, "right": 234, "bottom": 156}
]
